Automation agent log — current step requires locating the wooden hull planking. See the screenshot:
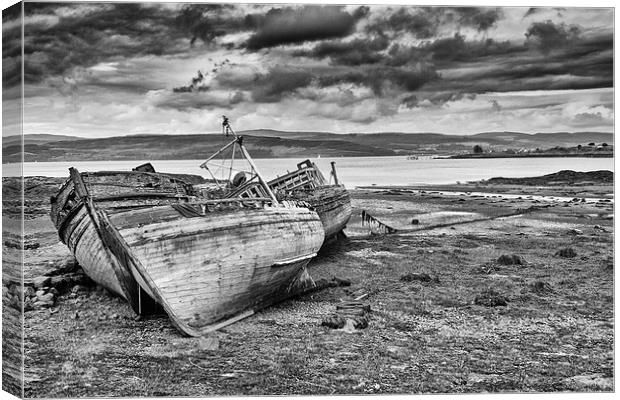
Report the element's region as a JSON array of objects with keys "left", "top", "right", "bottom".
[
  {"left": 63, "top": 205, "right": 127, "bottom": 298},
  {"left": 50, "top": 170, "right": 198, "bottom": 311},
  {"left": 311, "top": 186, "right": 352, "bottom": 238},
  {"left": 104, "top": 205, "right": 324, "bottom": 336},
  {"left": 267, "top": 160, "right": 352, "bottom": 239},
  {"left": 276, "top": 185, "right": 352, "bottom": 239}
]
